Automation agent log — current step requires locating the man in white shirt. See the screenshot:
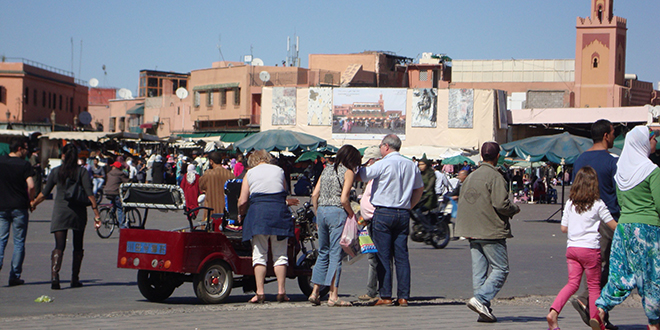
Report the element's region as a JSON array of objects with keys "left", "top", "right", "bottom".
[{"left": 358, "top": 134, "right": 423, "bottom": 307}]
